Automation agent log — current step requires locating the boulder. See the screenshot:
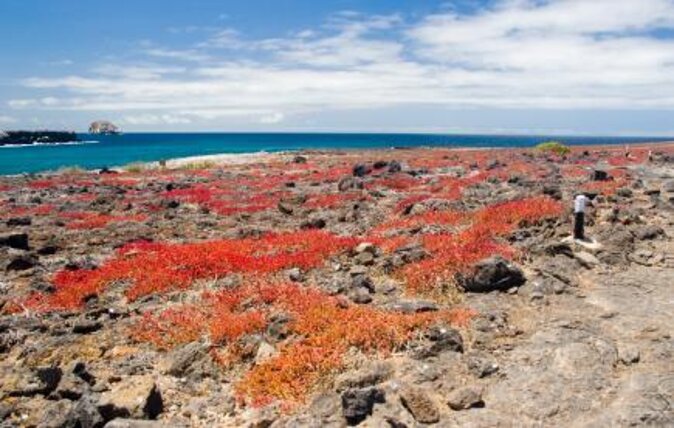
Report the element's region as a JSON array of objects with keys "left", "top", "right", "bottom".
[
  {"left": 7, "top": 366, "right": 62, "bottom": 397},
  {"left": 0, "top": 233, "right": 29, "bottom": 250},
  {"left": 159, "top": 342, "right": 208, "bottom": 377},
  {"left": 542, "top": 185, "right": 563, "bottom": 200},
  {"left": 352, "top": 164, "right": 372, "bottom": 178},
  {"left": 351, "top": 275, "right": 375, "bottom": 293},
  {"left": 461, "top": 257, "right": 525, "bottom": 292},
  {"left": 277, "top": 201, "right": 294, "bottom": 215},
  {"left": 338, "top": 177, "right": 357, "bottom": 191},
  {"left": 424, "top": 324, "right": 463, "bottom": 354},
  {"left": 400, "top": 387, "right": 440, "bottom": 424},
  {"left": 466, "top": 353, "right": 499, "bottom": 378},
  {"left": 591, "top": 170, "right": 609, "bottom": 181},
  {"left": 341, "top": 387, "right": 385, "bottom": 425},
  {"left": 633, "top": 225, "right": 664, "bottom": 241},
  {"left": 447, "top": 386, "right": 484, "bottom": 410},
  {"left": 6, "top": 217, "right": 32, "bottom": 227},
  {"left": 388, "top": 161, "right": 402, "bottom": 173},
  {"left": 335, "top": 362, "right": 392, "bottom": 391},
  {"left": 349, "top": 287, "right": 373, "bottom": 304},
  {"left": 97, "top": 375, "right": 163, "bottom": 421},
  {"left": 6, "top": 254, "right": 38, "bottom": 271},
  {"left": 300, "top": 218, "right": 326, "bottom": 229}
]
